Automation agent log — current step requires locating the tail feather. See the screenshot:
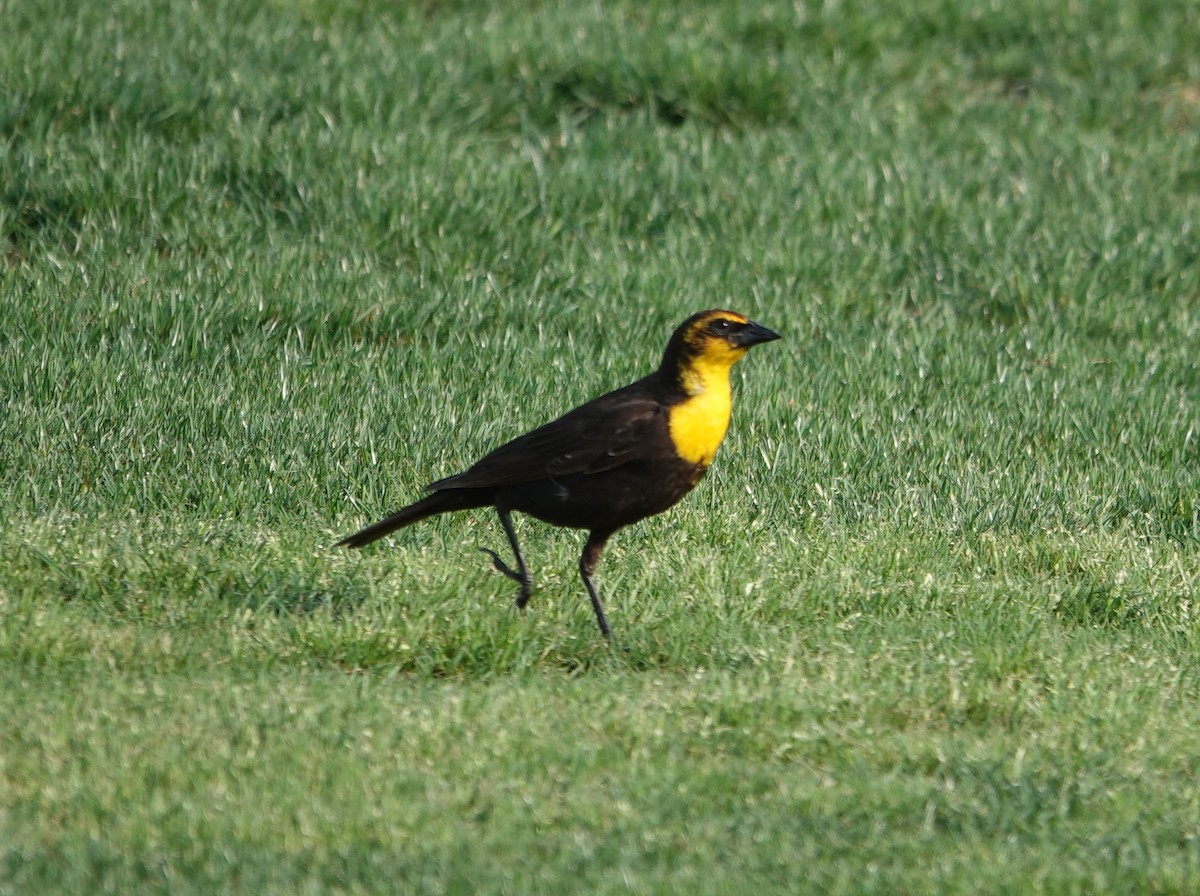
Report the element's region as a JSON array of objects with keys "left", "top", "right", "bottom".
[{"left": 335, "top": 489, "right": 488, "bottom": 549}]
